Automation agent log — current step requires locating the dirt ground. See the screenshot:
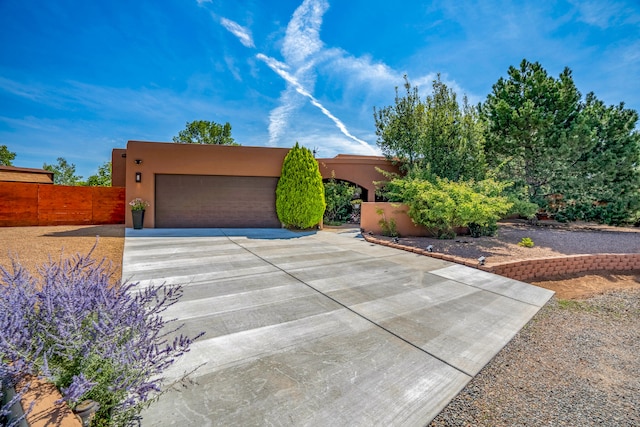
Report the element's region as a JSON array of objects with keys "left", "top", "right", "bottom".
[
  {"left": 0, "top": 225, "right": 125, "bottom": 281},
  {"left": 0, "top": 222, "right": 638, "bottom": 300}
]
